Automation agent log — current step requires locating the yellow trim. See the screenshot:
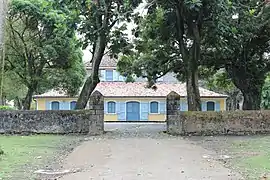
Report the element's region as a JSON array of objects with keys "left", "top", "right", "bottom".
[
  {"left": 148, "top": 114, "right": 166, "bottom": 121},
  {"left": 104, "top": 114, "right": 118, "bottom": 121}
]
